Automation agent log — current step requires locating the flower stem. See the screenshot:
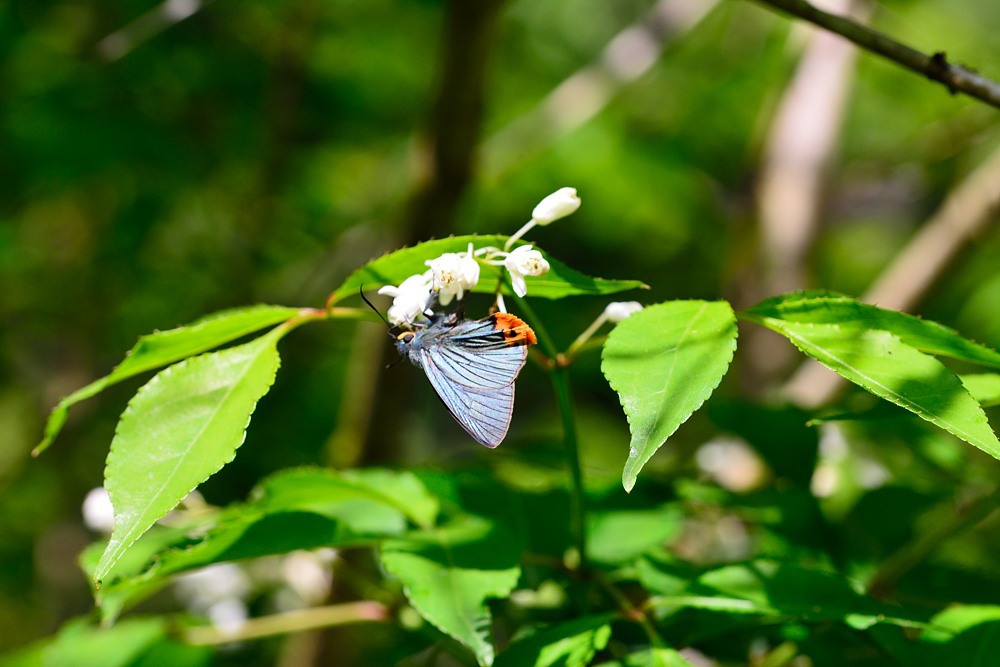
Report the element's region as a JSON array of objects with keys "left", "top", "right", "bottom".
[
  {"left": 551, "top": 365, "right": 587, "bottom": 571},
  {"left": 593, "top": 570, "right": 666, "bottom": 648},
  {"left": 565, "top": 313, "right": 608, "bottom": 359},
  {"left": 504, "top": 220, "right": 537, "bottom": 251},
  {"left": 513, "top": 296, "right": 587, "bottom": 570},
  {"left": 180, "top": 601, "right": 390, "bottom": 645}
]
